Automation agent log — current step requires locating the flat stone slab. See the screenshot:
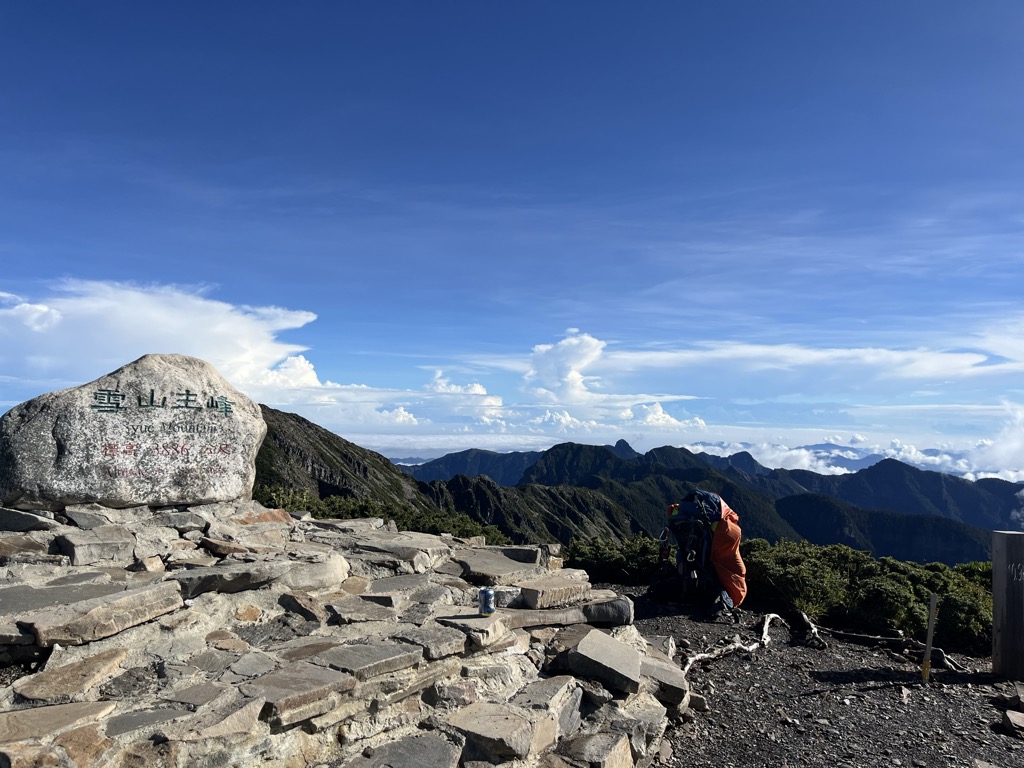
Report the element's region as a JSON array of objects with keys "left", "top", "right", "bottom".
[
  {"left": 312, "top": 642, "right": 422, "bottom": 680},
  {"left": 453, "top": 549, "right": 546, "bottom": 586},
  {"left": 0, "top": 619, "right": 33, "bottom": 644},
  {"left": 0, "top": 534, "right": 47, "bottom": 558},
  {"left": 0, "top": 701, "right": 116, "bottom": 742},
  {"left": 105, "top": 706, "right": 192, "bottom": 737},
  {"left": 394, "top": 625, "right": 468, "bottom": 660},
  {"left": 489, "top": 545, "right": 543, "bottom": 565},
  {"left": 160, "top": 681, "right": 228, "bottom": 707},
  {"left": 366, "top": 573, "right": 434, "bottom": 593},
  {"left": 351, "top": 531, "right": 452, "bottom": 572},
  {"left": 279, "top": 590, "right": 329, "bottom": 622},
  {"left": 340, "top": 731, "right": 461, "bottom": 768},
  {"left": 447, "top": 702, "right": 544, "bottom": 762},
  {"left": 13, "top": 647, "right": 127, "bottom": 703},
  {"left": 56, "top": 525, "right": 136, "bottom": 566},
  {"left": 168, "top": 560, "right": 291, "bottom": 599},
  {"left": 18, "top": 580, "right": 184, "bottom": 646},
  {"left": 228, "top": 651, "right": 280, "bottom": 678},
  {"left": 241, "top": 661, "right": 356, "bottom": 727},
  {"left": 517, "top": 574, "right": 592, "bottom": 609},
  {"left": 0, "top": 507, "right": 62, "bottom": 531},
  {"left": 640, "top": 655, "right": 690, "bottom": 705},
  {"left": 273, "top": 637, "right": 346, "bottom": 662},
  {"left": 0, "top": 582, "right": 130, "bottom": 618},
  {"left": 168, "top": 694, "right": 266, "bottom": 741},
  {"left": 567, "top": 629, "right": 642, "bottom": 694},
  {"left": 561, "top": 731, "right": 633, "bottom": 768},
  {"left": 324, "top": 594, "right": 399, "bottom": 624},
  {"left": 511, "top": 675, "right": 580, "bottom": 713},
  {"left": 151, "top": 510, "right": 208, "bottom": 532},
  {"left": 511, "top": 675, "right": 583, "bottom": 740},
  {"left": 311, "top": 517, "right": 386, "bottom": 534},
  {"left": 1004, "top": 708, "right": 1024, "bottom": 737},
  {"left": 436, "top": 610, "right": 510, "bottom": 648}
]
